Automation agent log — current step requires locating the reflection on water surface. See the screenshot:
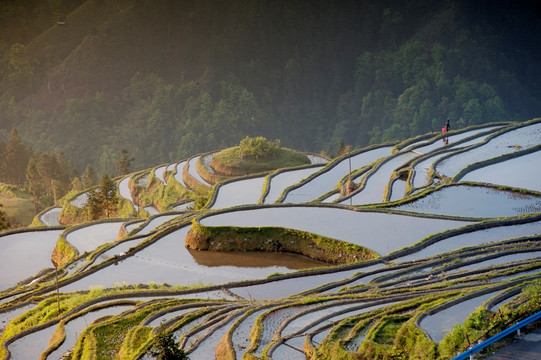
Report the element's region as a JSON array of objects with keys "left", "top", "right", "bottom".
[{"left": 187, "top": 248, "right": 328, "bottom": 269}]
